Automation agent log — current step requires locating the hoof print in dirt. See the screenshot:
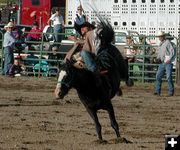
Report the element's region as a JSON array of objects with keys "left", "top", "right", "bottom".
[
  {"left": 14, "top": 98, "right": 23, "bottom": 102},
  {"left": 94, "top": 139, "right": 108, "bottom": 144},
  {"left": 116, "top": 137, "right": 133, "bottom": 144},
  {"left": 52, "top": 100, "right": 60, "bottom": 105}
]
